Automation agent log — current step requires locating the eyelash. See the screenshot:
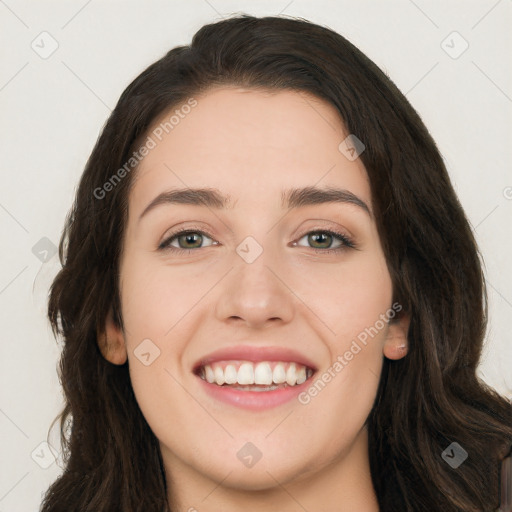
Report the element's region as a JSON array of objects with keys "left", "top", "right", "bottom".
[{"left": 158, "top": 227, "right": 356, "bottom": 255}]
